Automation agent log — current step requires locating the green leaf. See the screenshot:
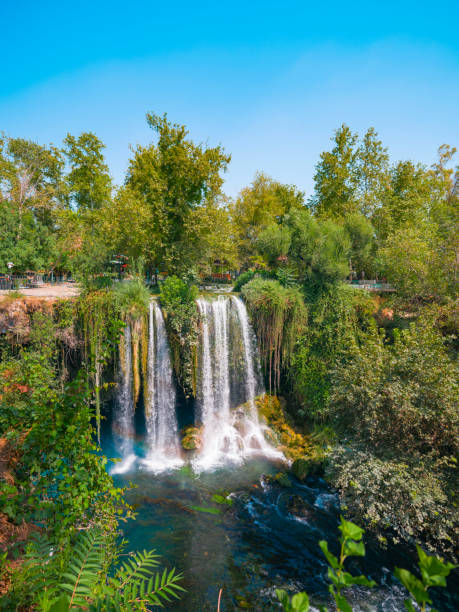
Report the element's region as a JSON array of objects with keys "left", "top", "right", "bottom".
[
  {"left": 334, "top": 593, "right": 353, "bottom": 612},
  {"left": 319, "top": 540, "right": 339, "bottom": 569},
  {"left": 49, "top": 595, "right": 71, "bottom": 612},
  {"left": 189, "top": 505, "right": 222, "bottom": 515},
  {"left": 276, "top": 589, "right": 290, "bottom": 608},
  {"left": 341, "top": 572, "right": 376, "bottom": 587},
  {"left": 343, "top": 539, "right": 365, "bottom": 557},
  {"left": 211, "top": 493, "right": 233, "bottom": 506},
  {"left": 395, "top": 568, "right": 431, "bottom": 605},
  {"left": 403, "top": 599, "right": 416, "bottom": 612},
  {"left": 291, "top": 592, "right": 310, "bottom": 611},
  {"left": 339, "top": 517, "right": 364, "bottom": 541},
  {"left": 416, "top": 545, "right": 457, "bottom": 587}
]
